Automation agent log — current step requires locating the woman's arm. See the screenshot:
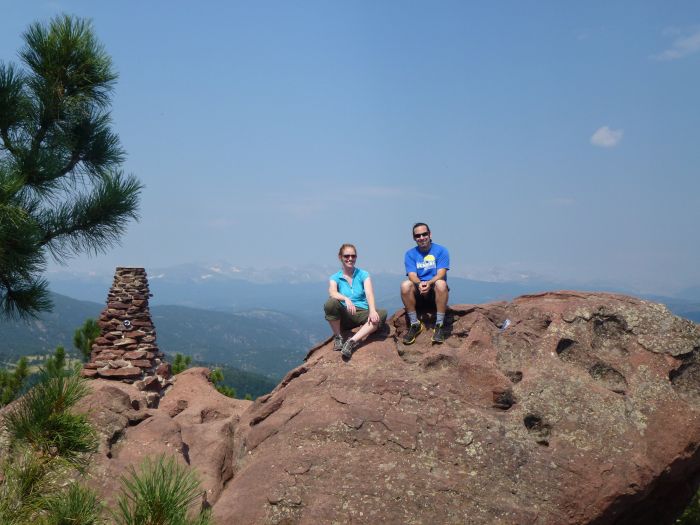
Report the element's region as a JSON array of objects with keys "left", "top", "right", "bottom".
[
  {"left": 328, "top": 280, "right": 355, "bottom": 314},
  {"left": 364, "top": 277, "right": 380, "bottom": 323}
]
